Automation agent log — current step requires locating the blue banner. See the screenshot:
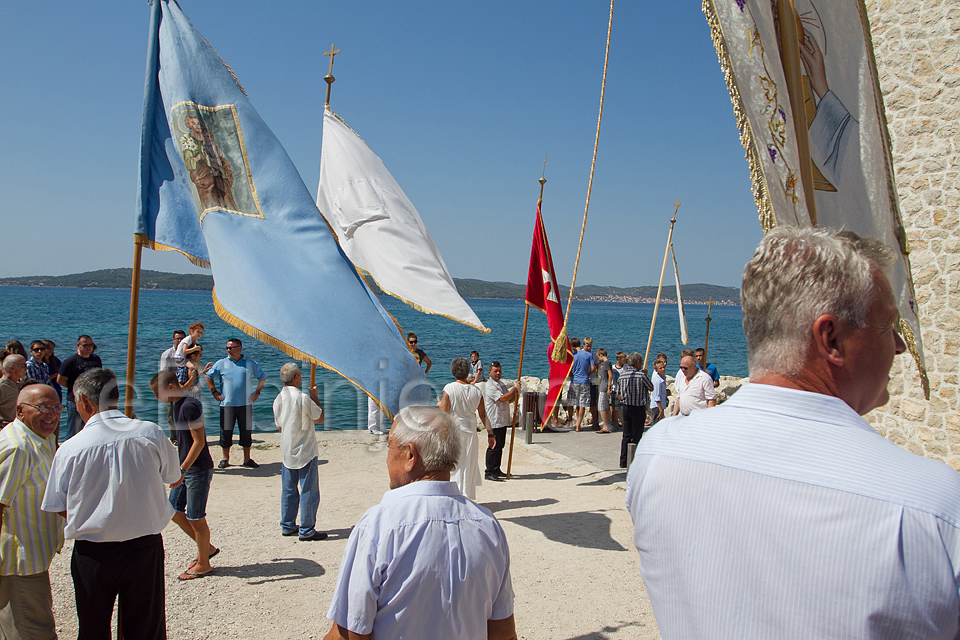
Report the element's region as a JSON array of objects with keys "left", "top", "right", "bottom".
[{"left": 135, "top": 0, "right": 428, "bottom": 416}]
